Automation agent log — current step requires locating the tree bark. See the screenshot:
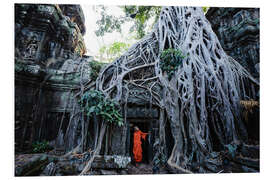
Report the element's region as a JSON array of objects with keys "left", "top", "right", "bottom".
[{"left": 96, "top": 6, "right": 259, "bottom": 172}]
